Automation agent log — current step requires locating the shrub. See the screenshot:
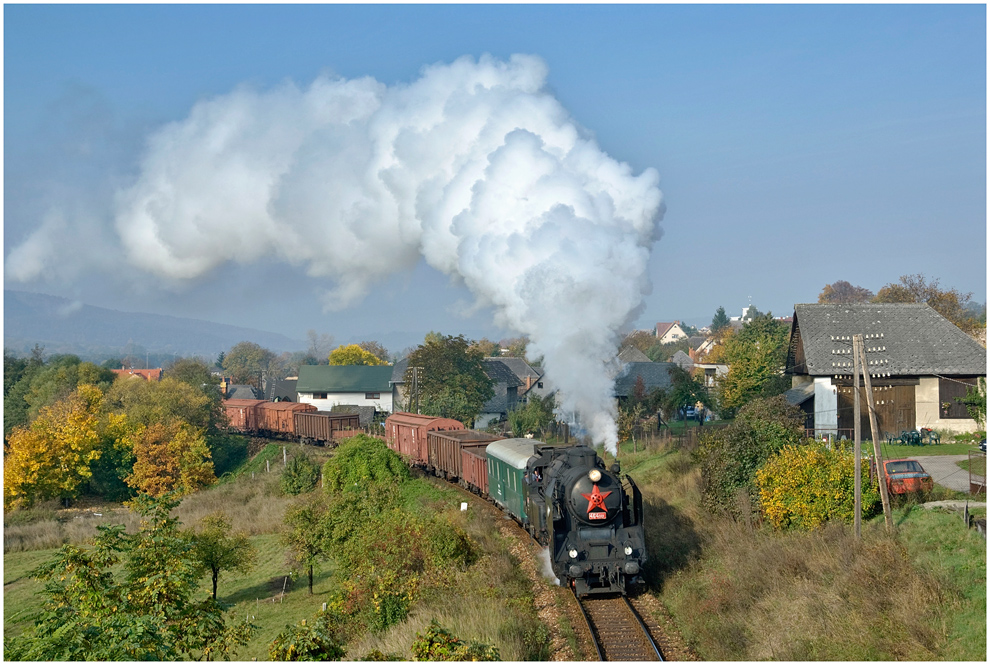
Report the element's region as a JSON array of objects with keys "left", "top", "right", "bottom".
[
  {"left": 281, "top": 455, "right": 321, "bottom": 496},
  {"left": 321, "top": 435, "right": 409, "bottom": 493},
  {"left": 268, "top": 611, "right": 346, "bottom": 661},
  {"left": 694, "top": 396, "right": 805, "bottom": 517},
  {"left": 757, "top": 442, "right": 881, "bottom": 529},
  {"left": 409, "top": 620, "right": 499, "bottom": 661}
]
